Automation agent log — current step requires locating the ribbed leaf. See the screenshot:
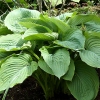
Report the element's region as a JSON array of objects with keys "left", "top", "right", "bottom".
[
  {"left": 38, "top": 58, "right": 54, "bottom": 75},
  {"left": 0, "top": 53, "right": 38, "bottom": 91},
  {"left": 20, "top": 18, "right": 56, "bottom": 31},
  {"left": 68, "top": 14, "right": 100, "bottom": 26},
  {"left": 40, "top": 16, "right": 58, "bottom": 32},
  {"left": 39, "top": 47, "right": 70, "bottom": 78},
  {"left": 23, "top": 26, "right": 58, "bottom": 41},
  {"left": 62, "top": 59, "right": 75, "bottom": 81},
  {"left": 85, "top": 22, "right": 100, "bottom": 32},
  {"left": 54, "top": 29, "right": 85, "bottom": 50},
  {"left": 0, "top": 34, "right": 31, "bottom": 51},
  {"left": 48, "top": 18, "right": 70, "bottom": 33},
  {"left": 79, "top": 50, "right": 100, "bottom": 68},
  {"left": 4, "top": 8, "right": 40, "bottom": 32},
  {"left": 80, "top": 37, "right": 100, "bottom": 68},
  {"left": 84, "top": 31, "right": 100, "bottom": 38},
  {"left": 86, "top": 36, "right": 100, "bottom": 56},
  {"left": 20, "top": 16, "right": 58, "bottom": 32},
  {"left": 67, "top": 61, "right": 99, "bottom": 100}
]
